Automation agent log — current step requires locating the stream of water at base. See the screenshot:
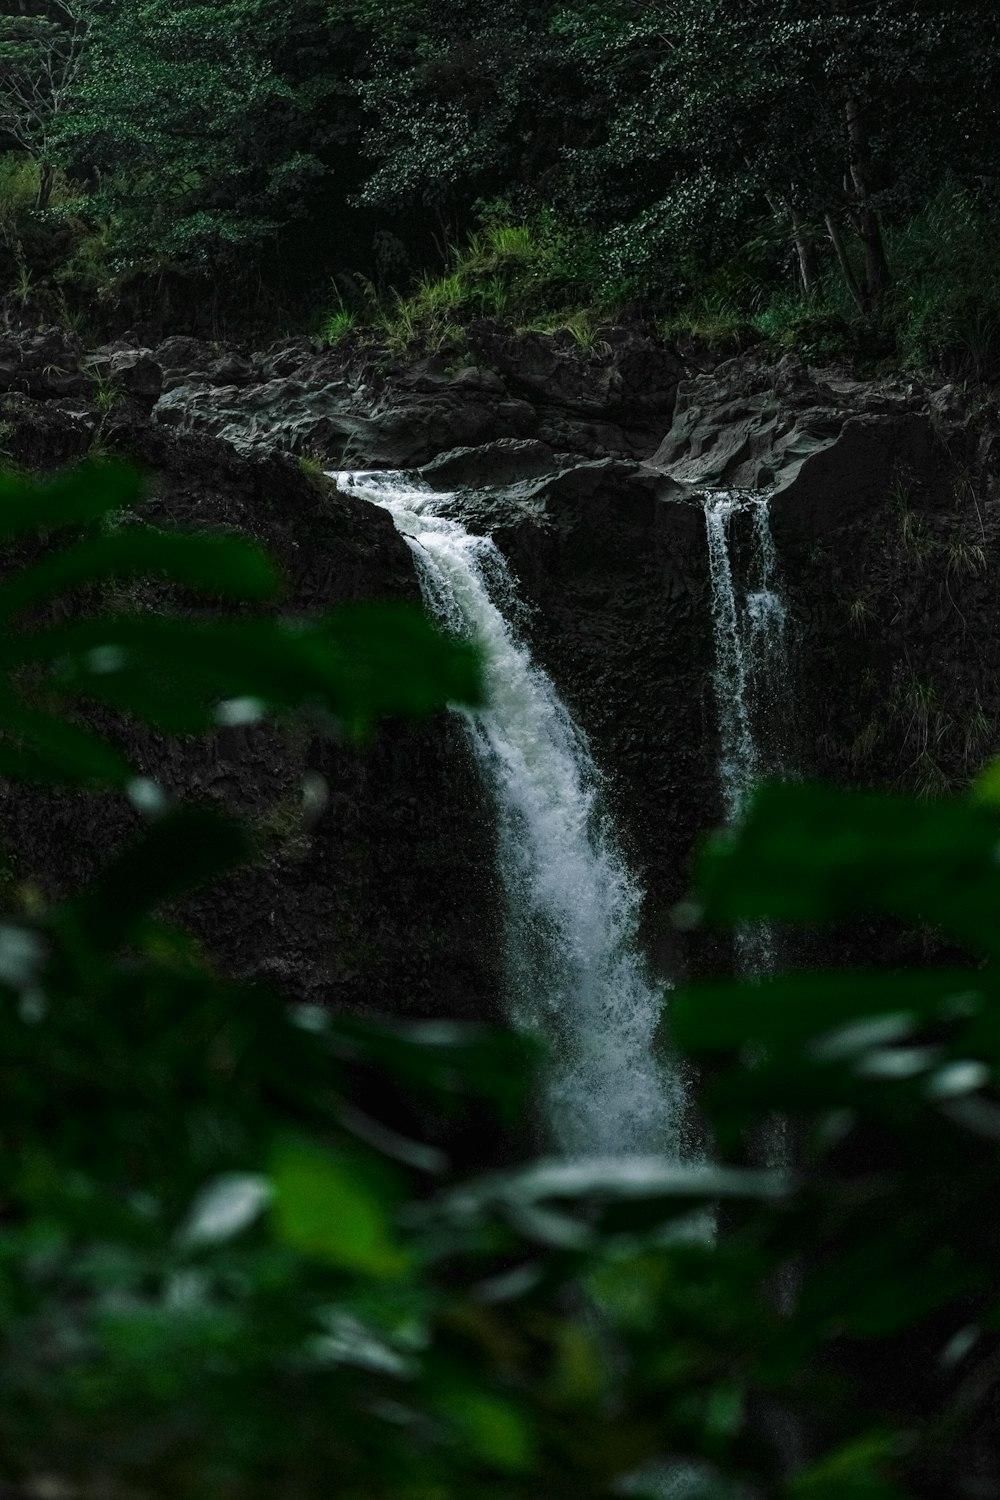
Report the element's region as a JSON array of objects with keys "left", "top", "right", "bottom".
[{"left": 336, "top": 469, "right": 695, "bottom": 1163}]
